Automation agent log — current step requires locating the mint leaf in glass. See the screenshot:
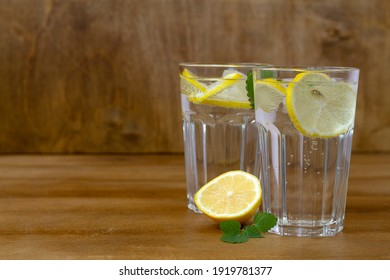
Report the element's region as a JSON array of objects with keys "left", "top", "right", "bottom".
[
  {"left": 246, "top": 70, "right": 255, "bottom": 109},
  {"left": 261, "top": 70, "right": 276, "bottom": 79}
]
